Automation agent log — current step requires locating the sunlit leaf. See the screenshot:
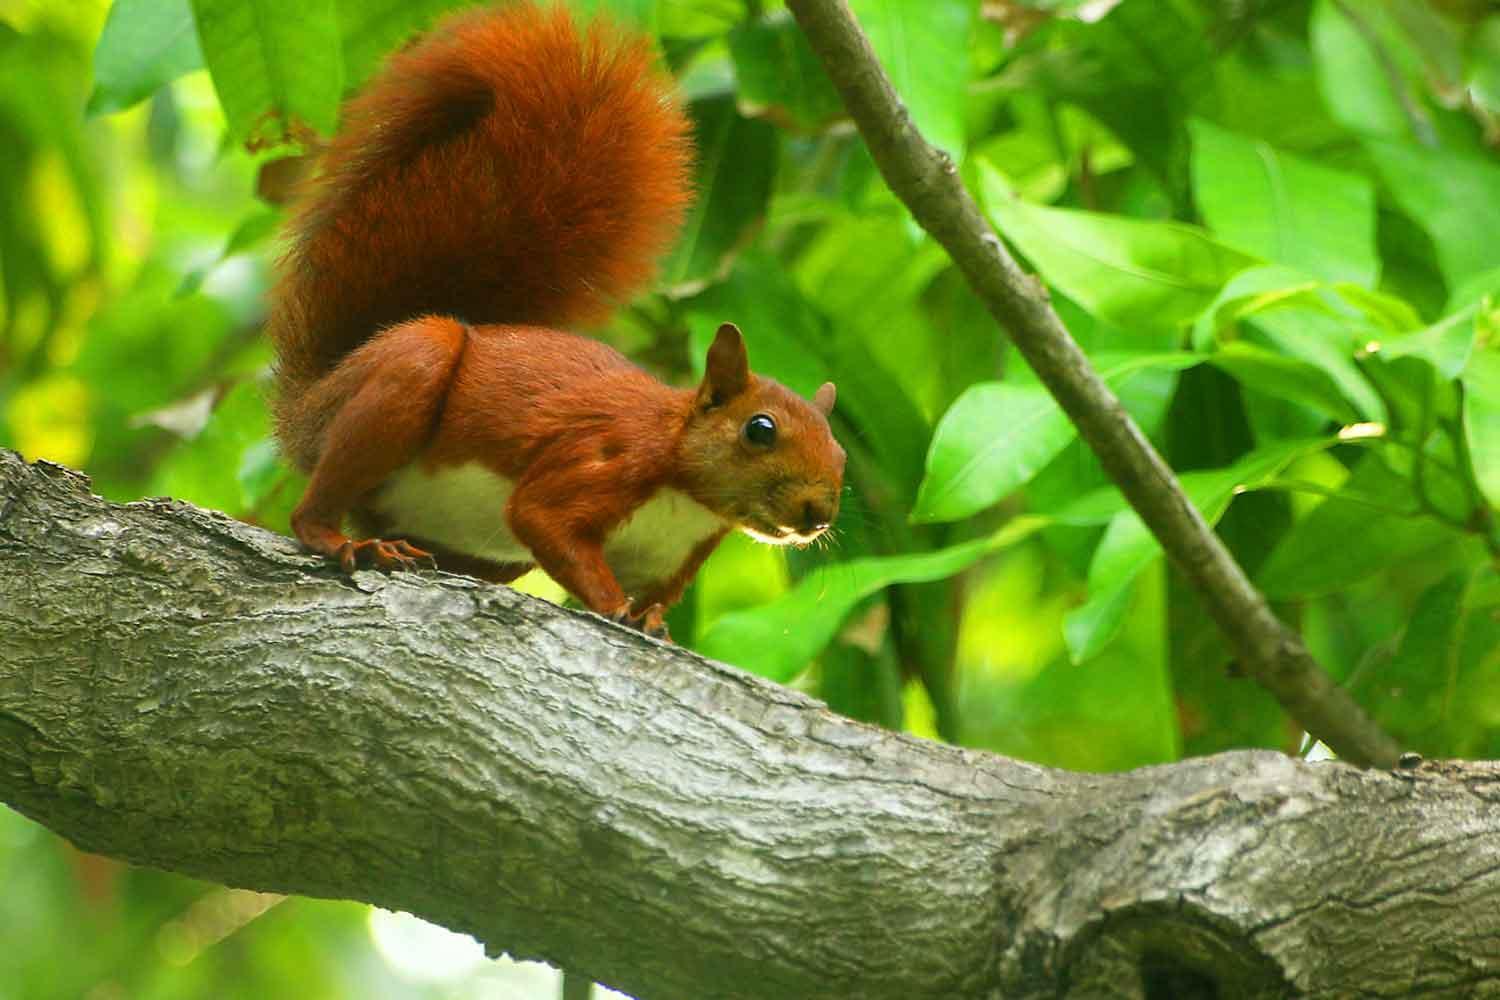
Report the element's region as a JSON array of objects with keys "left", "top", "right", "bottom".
[
  {"left": 978, "top": 160, "right": 1256, "bottom": 335},
  {"left": 1310, "top": 0, "right": 1420, "bottom": 140},
  {"left": 1060, "top": 439, "right": 1330, "bottom": 659},
  {"left": 87, "top": 0, "right": 204, "bottom": 116},
  {"left": 848, "top": 0, "right": 973, "bottom": 155},
  {"left": 190, "top": 0, "right": 343, "bottom": 146},
  {"left": 569, "top": 0, "right": 657, "bottom": 31},
  {"left": 696, "top": 518, "right": 1045, "bottom": 681},
  {"left": 657, "top": 0, "right": 743, "bottom": 37},
  {"left": 1367, "top": 139, "right": 1500, "bottom": 290},
  {"left": 1189, "top": 265, "right": 1323, "bottom": 352},
  {"left": 1246, "top": 307, "right": 1386, "bottom": 423},
  {"left": 1462, "top": 346, "right": 1500, "bottom": 511},
  {"left": 1189, "top": 118, "right": 1378, "bottom": 286},
  {"left": 1207, "top": 341, "right": 1361, "bottom": 422},
  {"left": 336, "top": 0, "right": 464, "bottom": 89},
  {"left": 1376, "top": 306, "right": 1476, "bottom": 380},
  {"left": 912, "top": 353, "right": 1200, "bottom": 524},
  {"left": 237, "top": 437, "right": 285, "bottom": 509},
  {"left": 914, "top": 382, "right": 1076, "bottom": 524}
]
